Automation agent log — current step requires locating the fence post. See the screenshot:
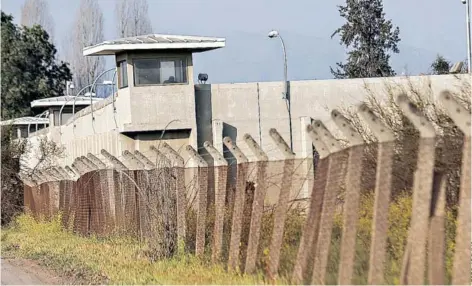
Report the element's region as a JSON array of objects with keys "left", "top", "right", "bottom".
[
  {"left": 65, "top": 165, "right": 80, "bottom": 180},
  {"left": 292, "top": 123, "right": 331, "bottom": 284},
  {"left": 56, "top": 167, "right": 73, "bottom": 180},
  {"left": 203, "top": 141, "right": 228, "bottom": 263},
  {"left": 357, "top": 103, "right": 396, "bottom": 285},
  {"left": 439, "top": 90, "right": 471, "bottom": 285},
  {"left": 150, "top": 145, "right": 171, "bottom": 166},
  {"left": 428, "top": 172, "right": 447, "bottom": 285},
  {"left": 101, "top": 149, "right": 128, "bottom": 234},
  {"left": 73, "top": 158, "right": 90, "bottom": 174},
  {"left": 397, "top": 95, "right": 436, "bottom": 285},
  {"left": 242, "top": 134, "right": 269, "bottom": 274},
  {"left": 267, "top": 128, "right": 296, "bottom": 279},
  {"left": 87, "top": 153, "right": 106, "bottom": 169},
  {"left": 159, "top": 143, "right": 186, "bottom": 251},
  {"left": 88, "top": 153, "right": 112, "bottom": 235},
  {"left": 101, "top": 149, "right": 128, "bottom": 171},
  {"left": 80, "top": 156, "right": 98, "bottom": 171},
  {"left": 37, "top": 169, "right": 56, "bottom": 182},
  {"left": 123, "top": 150, "right": 149, "bottom": 239},
  {"left": 311, "top": 120, "right": 345, "bottom": 285},
  {"left": 122, "top": 150, "right": 145, "bottom": 170},
  {"left": 134, "top": 150, "right": 156, "bottom": 170},
  {"left": 331, "top": 109, "right": 366, "bottom": 285},
  {"left": 185, "top": 145, "right": 209, "bottom": 257},
  {"left": 224, "top": 136, "right": 249, "bottom": 270}
]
